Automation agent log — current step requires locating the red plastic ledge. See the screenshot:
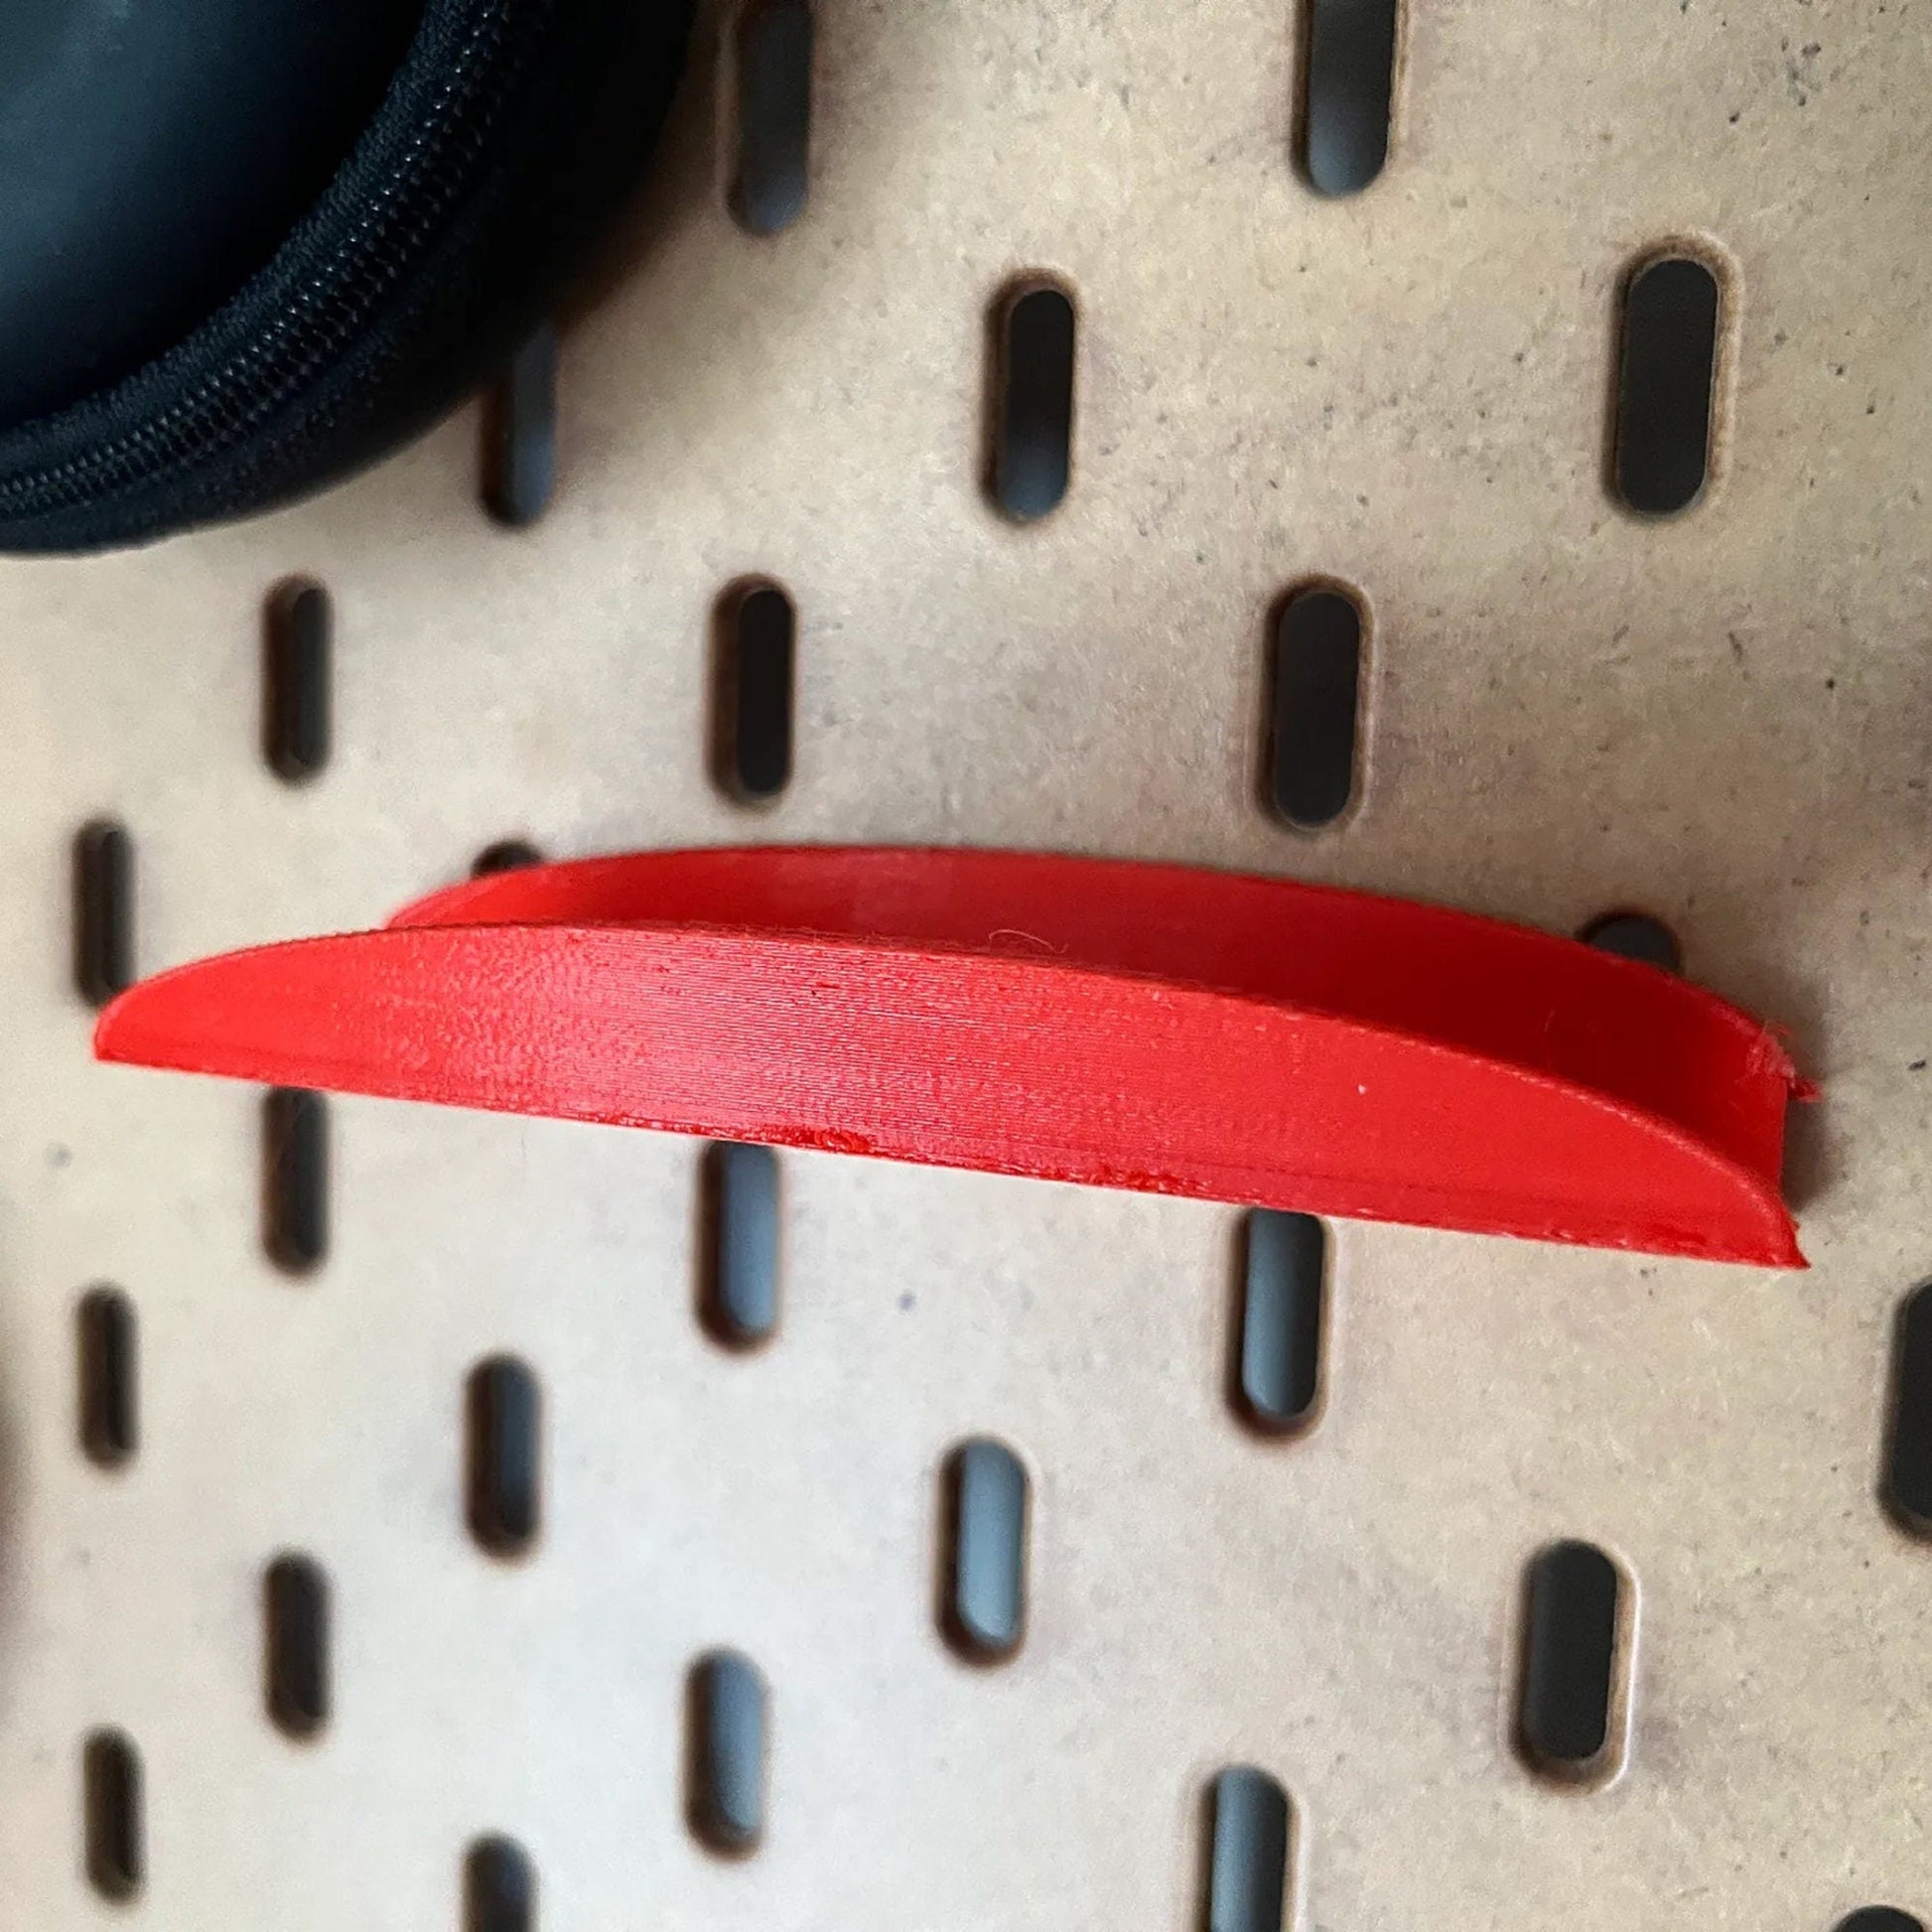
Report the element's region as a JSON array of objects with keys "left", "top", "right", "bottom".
[{"left": 94, "top": 847, "right": 1806, "bottom": 1265}]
